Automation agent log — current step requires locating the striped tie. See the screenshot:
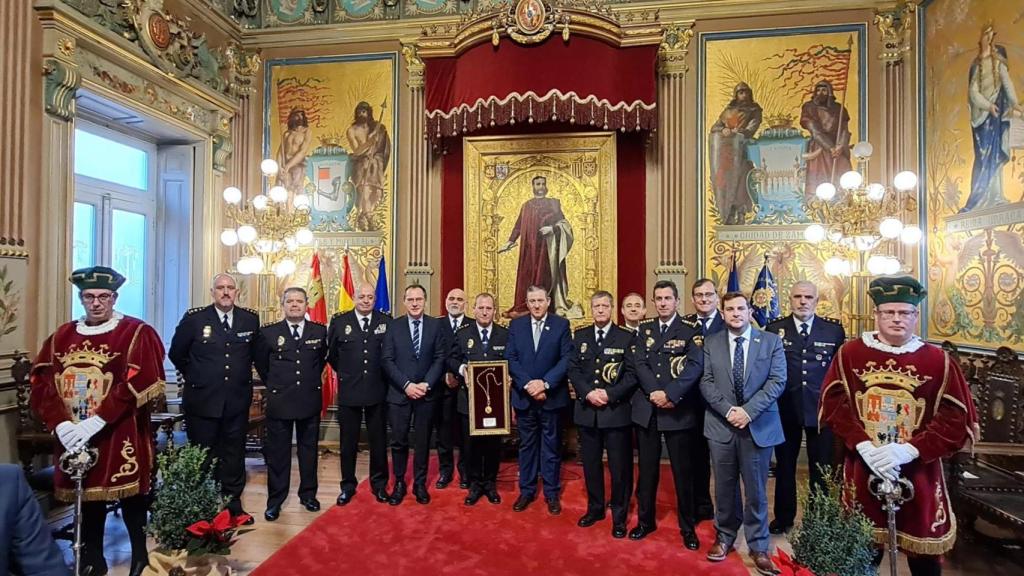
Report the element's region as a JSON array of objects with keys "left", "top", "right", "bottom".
[{"left": 412, "top": 319, "right": 421, "bottom": 358}]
